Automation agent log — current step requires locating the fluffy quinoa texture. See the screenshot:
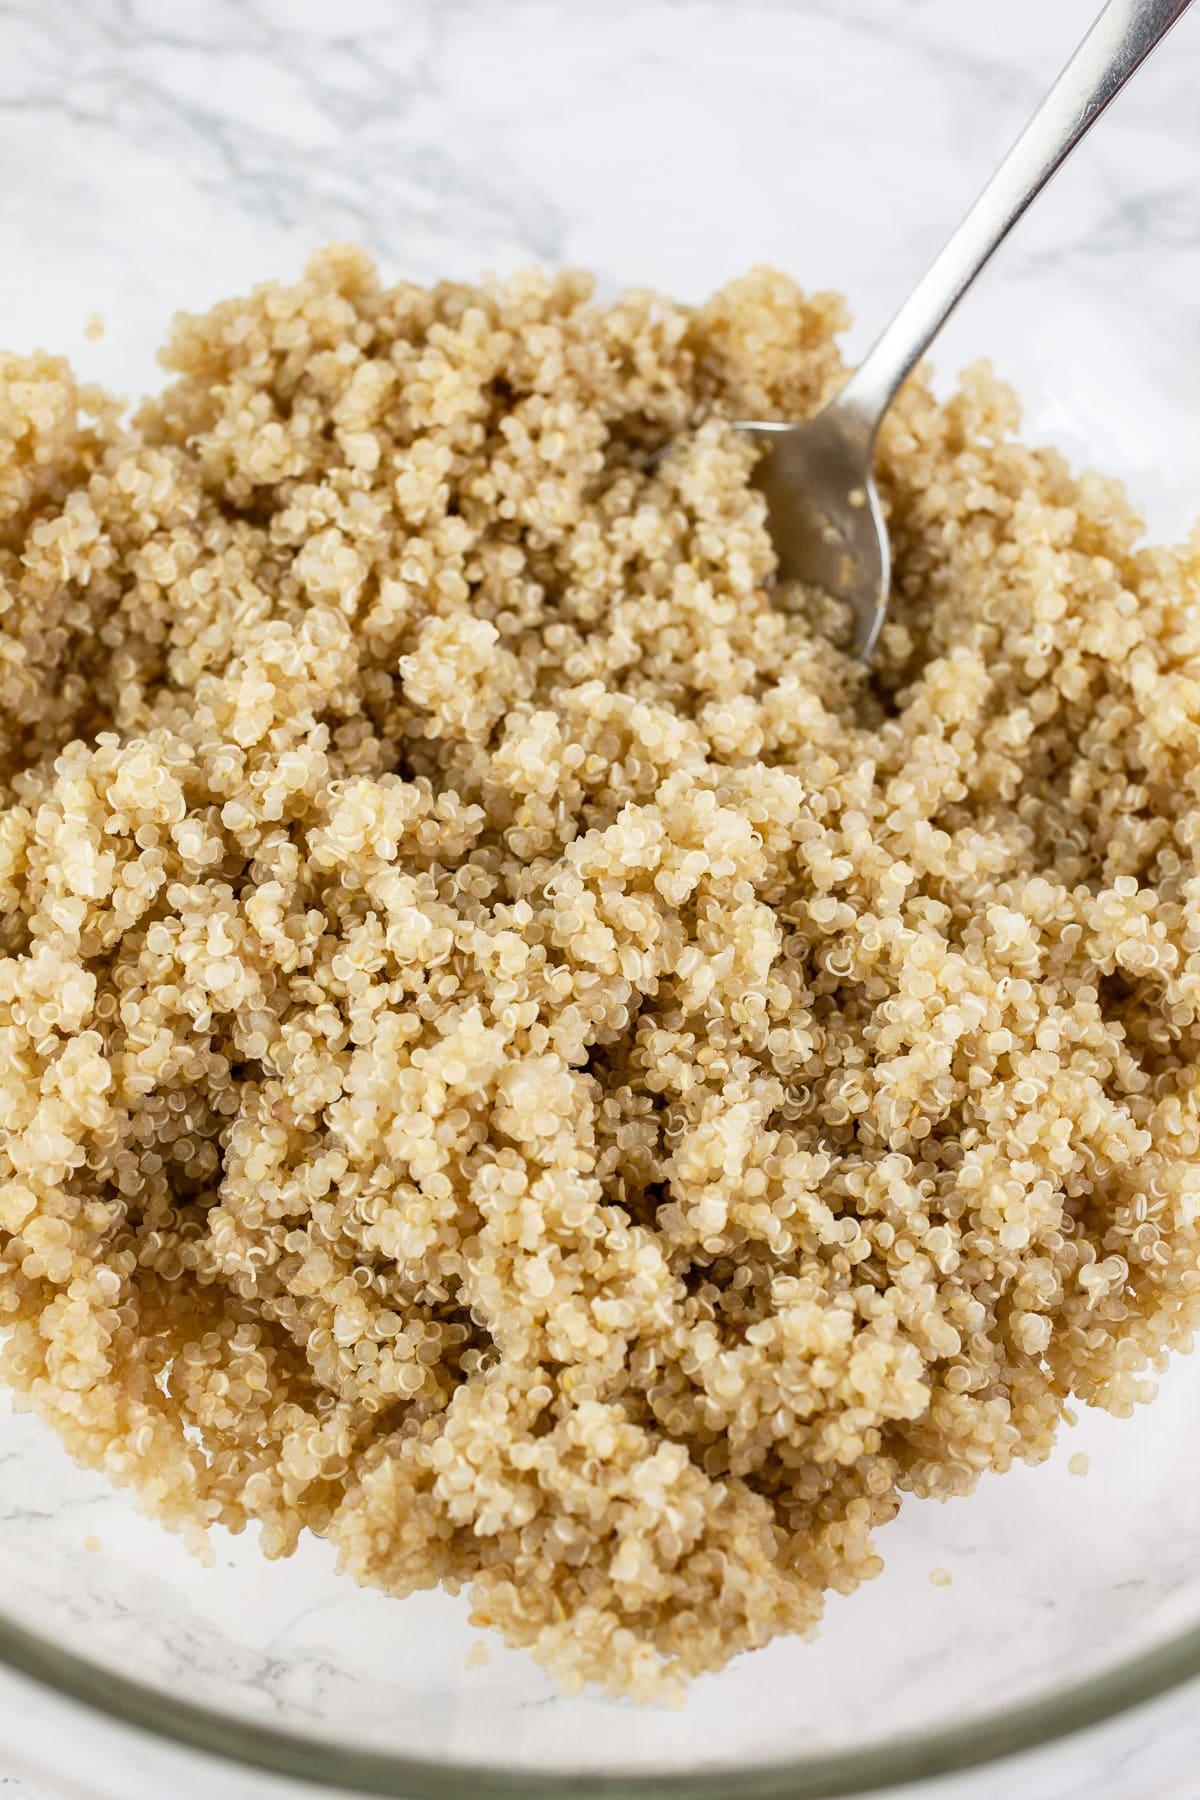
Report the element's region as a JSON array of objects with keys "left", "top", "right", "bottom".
[{"left": 3, "top": 245, "right": 1200, "bottom": 1700}]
